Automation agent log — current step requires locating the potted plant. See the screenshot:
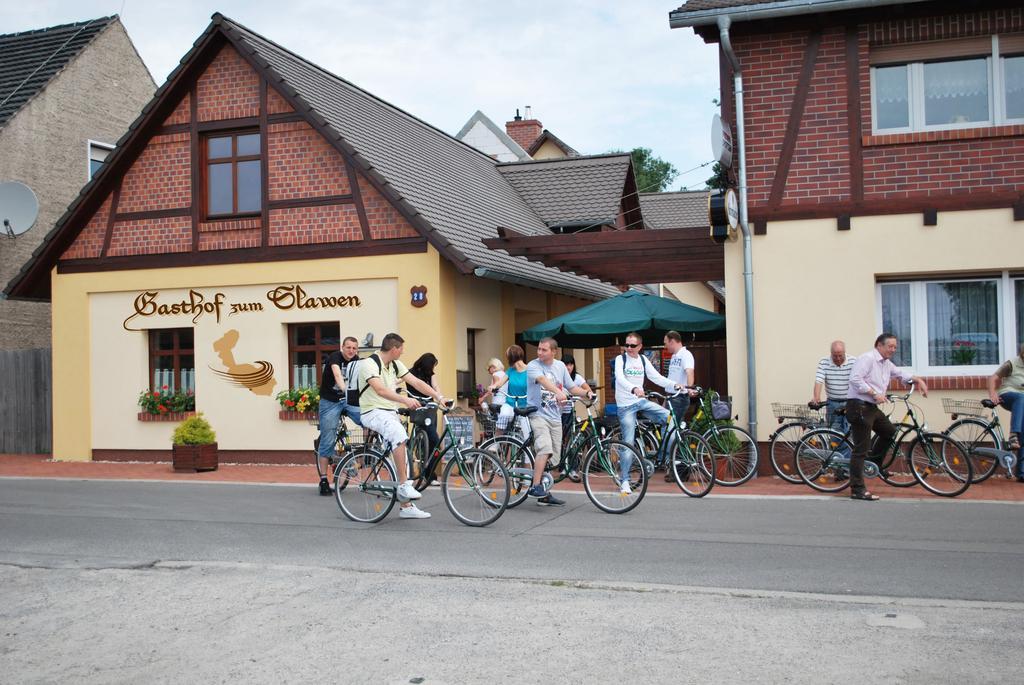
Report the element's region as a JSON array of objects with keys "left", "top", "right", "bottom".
[
  {"left": 275, "top": 386, "right": 319, "bottom": 420},
  {"left": 171, "top": 412, "right": 218, "bottom": 472}
]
